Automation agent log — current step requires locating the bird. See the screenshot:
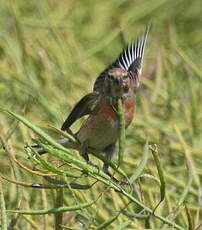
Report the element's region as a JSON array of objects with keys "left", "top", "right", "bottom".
[{"left": 36, "top": 25, "right": 151, "bottom": 175}]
